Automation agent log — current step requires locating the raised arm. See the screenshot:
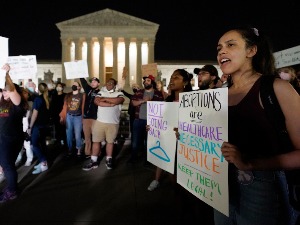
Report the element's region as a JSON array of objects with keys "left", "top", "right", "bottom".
[{"left": 2, "top": 64, "right": 21, "bottom": 106}]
